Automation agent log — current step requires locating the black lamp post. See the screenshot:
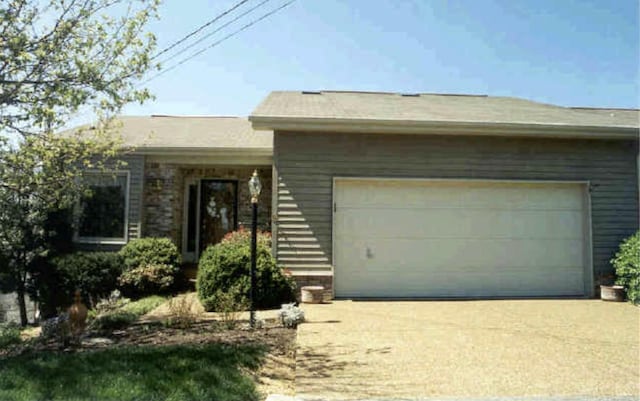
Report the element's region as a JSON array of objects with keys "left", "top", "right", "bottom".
[{"left": 248, "top": 170, "right": 261, "bottom": 328}]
